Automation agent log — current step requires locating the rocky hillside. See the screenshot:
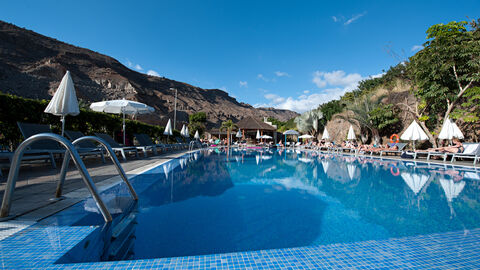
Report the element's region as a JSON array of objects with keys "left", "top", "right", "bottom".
[{"left": 0, "top": 21, "right": 298, "bottom": 128}]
